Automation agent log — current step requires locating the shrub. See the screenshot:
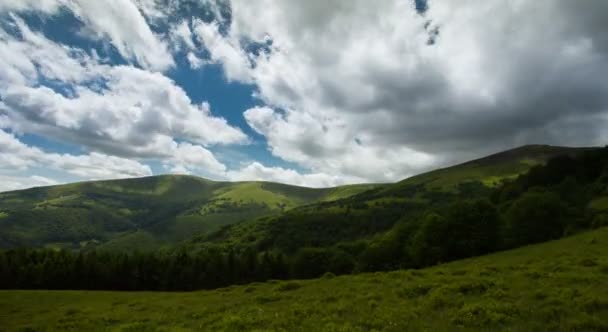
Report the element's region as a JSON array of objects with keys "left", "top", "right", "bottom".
[
  {"left": 452, "top": 301, "right": 519, "bottom": 327},
  {"left": 397, "top": 284, "right": 433, "bottom": 299},
  {"left": 592, "top": 214, "right": 608, "bottom": 229},
  {"left": 580, "top": 258, "right": 599, "bottom": 267},
  {"left": 454, "top": 279, "right": 495, "bottom": 295},
  {"left": 505, "top": 191, "right": 566, "bottom": 246},
  {"left": 275, "top": 282, "right": 301, "bottom": 292}
]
